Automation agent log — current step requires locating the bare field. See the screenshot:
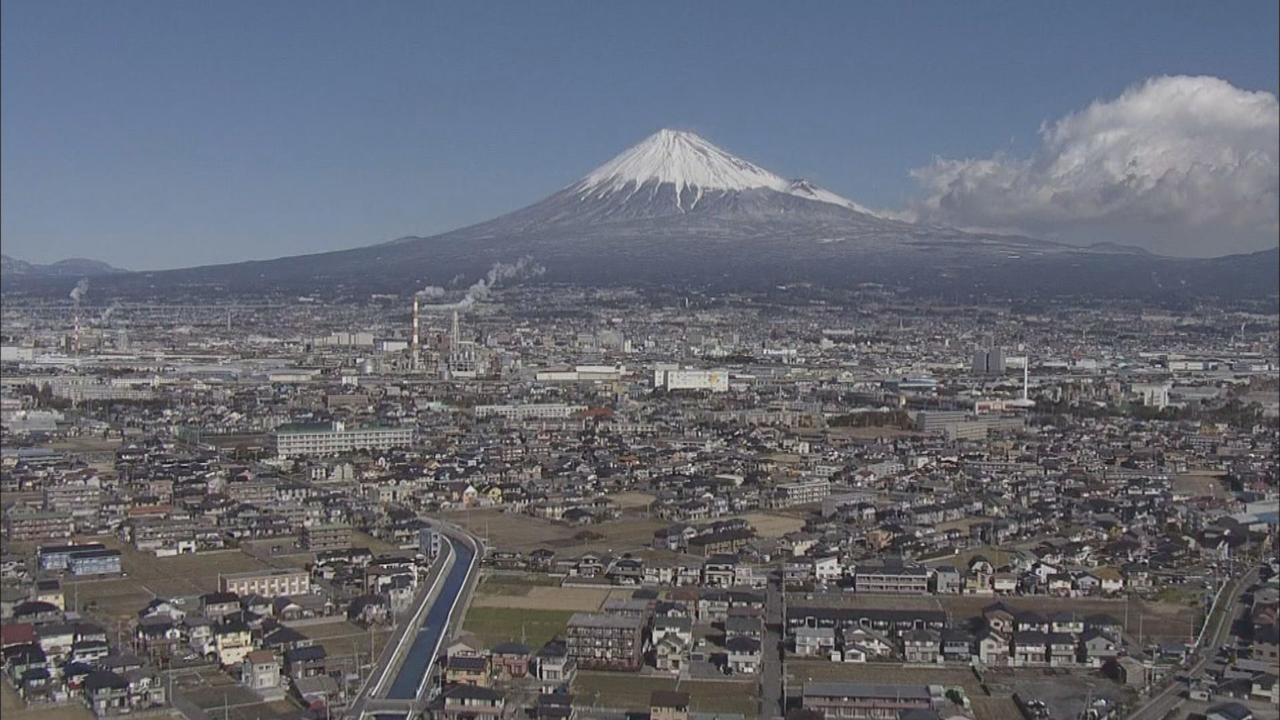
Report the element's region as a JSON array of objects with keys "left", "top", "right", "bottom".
[
  {"left": 299, "top": 621, "right": 390, "bottom": 661},
  {"left": 735, "top": 512, "right": 806, "bottom": 538},
  {"left": 66, "top": 535, "right": 285, "bottom": 620},
  {"left": 611, "top": 491, "right": 657, "bottom": 509},
  {"left": 474, "top": 584, "right": 613, "bottom": 611},
  {"left": 448, "top": 509, "right": 578, "bottom": 551},
  {"left": 462, "top": 607, "right": 574, "bottom": 651},
  {"left": 921, "top": 546, "right": 1016, "bottom": 568},
  {"left": 1173, "top": 471, "right": 1228, "bottom": 499},
  {"left": 552, "top": 518, "right": 668, "bottom": 554}
]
